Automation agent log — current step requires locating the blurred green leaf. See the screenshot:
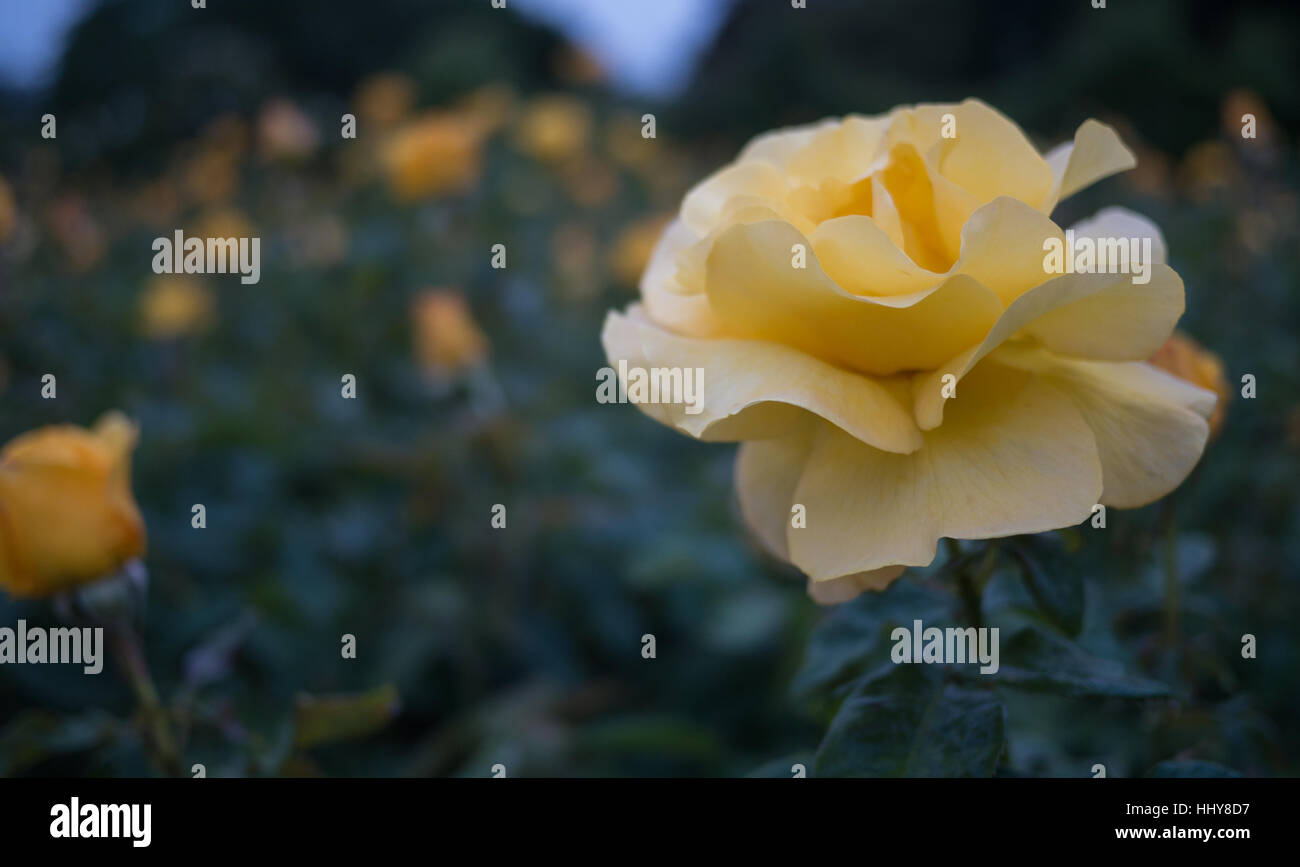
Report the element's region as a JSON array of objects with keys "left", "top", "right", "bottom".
[
  {"left": 0, "top": 710, "right": 122, "bottom": 775},
  {"left": 793, "top": 580, "right": 952, "bottom": 700},
  {"left": 292, "top": 684, "right": 401, "bottom": 750},
  {"left": 983, "top": 629, "right": 1170, "bottom": 699},
  {"left": 1009, "top": 538, "right": 1084, "bottom": 637}
]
